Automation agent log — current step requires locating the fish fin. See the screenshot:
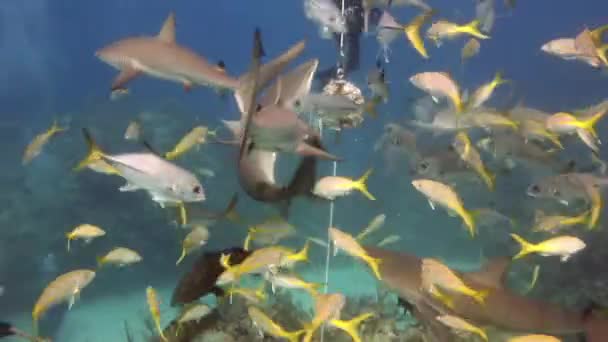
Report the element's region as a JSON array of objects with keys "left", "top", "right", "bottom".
[
  {"left": 466, "top": 257, "right": 511, "bottom": 289},
  {"left": 119, "top": 183, "right": 140, "bottom": 192},
  {"left": 74, "top": 128, "right": 106, "bottom": 171},
  {"left": 354, "top": 169, "right": 376, "bottom": 201},
  {"left": 235, "top": 38, "right": 304, "bottom": 115},
  {"left": 158, "top": 12, "right": 176, "bottom": 43},
  {"left": 289, "top": 240, "right": 310, "bottom": 263},
  {"left": 243, "top": 232, "right": 252, "bottom": 251},
  {"left": 461, "top": 209, "right": 476, "bottom": 237},
  {"left": 223, "top": 193, "right": 241, "bottom": 223},
  {"left": 523, "top": 264, "right": 540, "bottom": 294},
  {"left": 286, "top": 142, "right": 320, "bottom": 198},
  {"left": 66, "top": 233, "right": 73, "bottom": 252},
  {"left": 364, "top": 256, "right": 383, "bottom": 280},
  {"left": 142, "top": 140, "right": 163, "bottom": 157},
  {"left": 510, "top": 233, "right": 535, "bottom": 260},
  {"left": 285, "top": 329, "right": 306, "bottom": 342},
  {"left": 365, "top": 96, "right": 381, "bottom": 118},
  {"left": 404, "top": 10, "right": 435, "bottom": 59},
  {"left": 581, "top": 107, "right": 608, "bottom": 139},
  {"left": 111, "top": 68, "right": 140, "bottom": 91},
  {"left": 295, "top": 141, "right": 341, "bottom": 160},
  {"left": 461, "top": 19, "right": 490, "bottom": 39},
  {"left": 176, "top": 248, "right": 186, "bottom": 265},
  {"left": 329, "top": 312, "right": 375, "bottom": 342},
  {"left": 96, "top": 256, "right": 105, "bottom": 268}
]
